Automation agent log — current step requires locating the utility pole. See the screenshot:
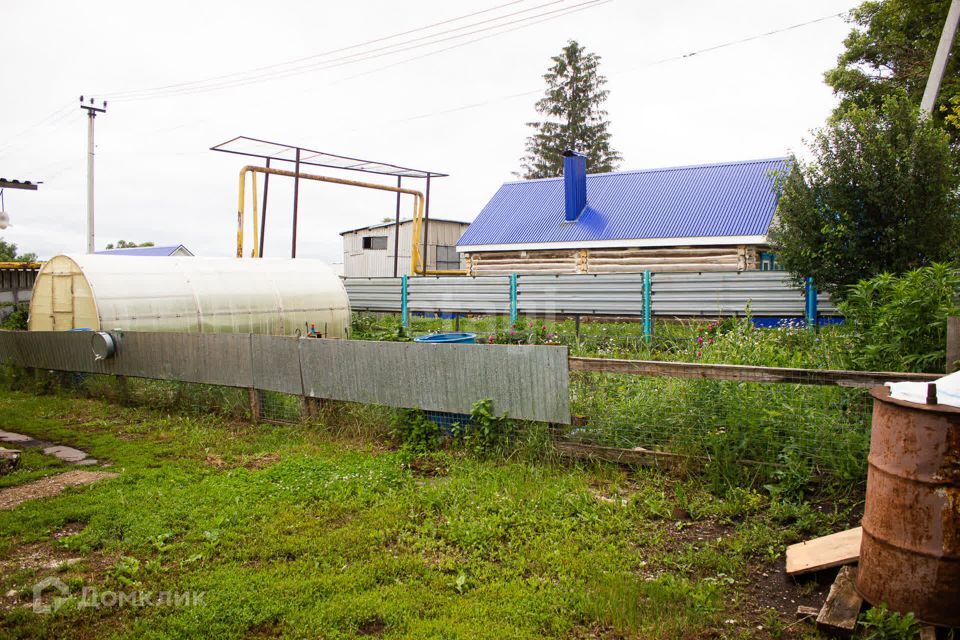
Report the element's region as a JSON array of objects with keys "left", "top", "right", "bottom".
[
  {"left": 79, "top": 96, "right": 107, "bottom": 253},
  {"left": 920, "top": 0, "right": 960, "bottom": 115}
]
